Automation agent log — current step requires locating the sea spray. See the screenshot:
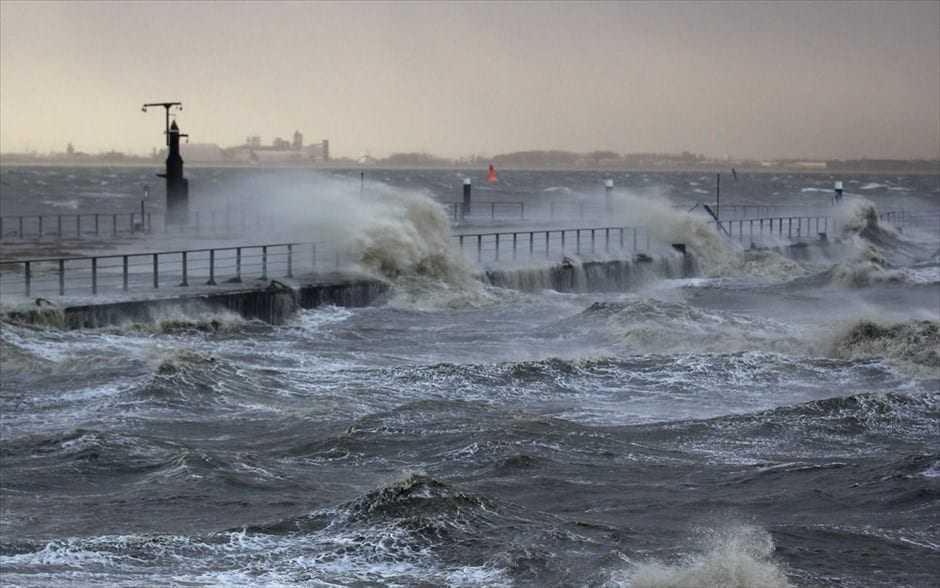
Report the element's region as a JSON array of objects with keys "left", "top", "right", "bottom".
[
  {"left": 608, "top": 190, "right": 809, "bottom": 280},
  {"left": 210, "top": 173, "right": 507, "bottom": 309},
  {"left": 620, "top": 525, "right": 792, "bottom": 588}
]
